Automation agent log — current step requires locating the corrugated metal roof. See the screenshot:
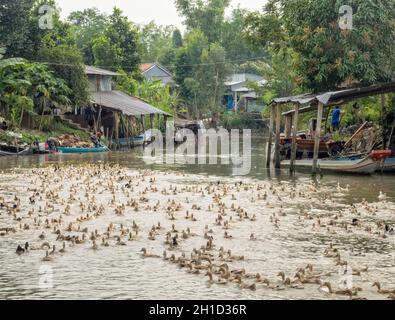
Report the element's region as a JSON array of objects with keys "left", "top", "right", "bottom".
[
  {"left": 85, "top": 66, "right": 120, "bottom": 76},
  {"left": 277, "top": 81, "right": 395, "bottom": 115},
  {"left": 91, "top": 91, "right": 170, "bottom": 116}
]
